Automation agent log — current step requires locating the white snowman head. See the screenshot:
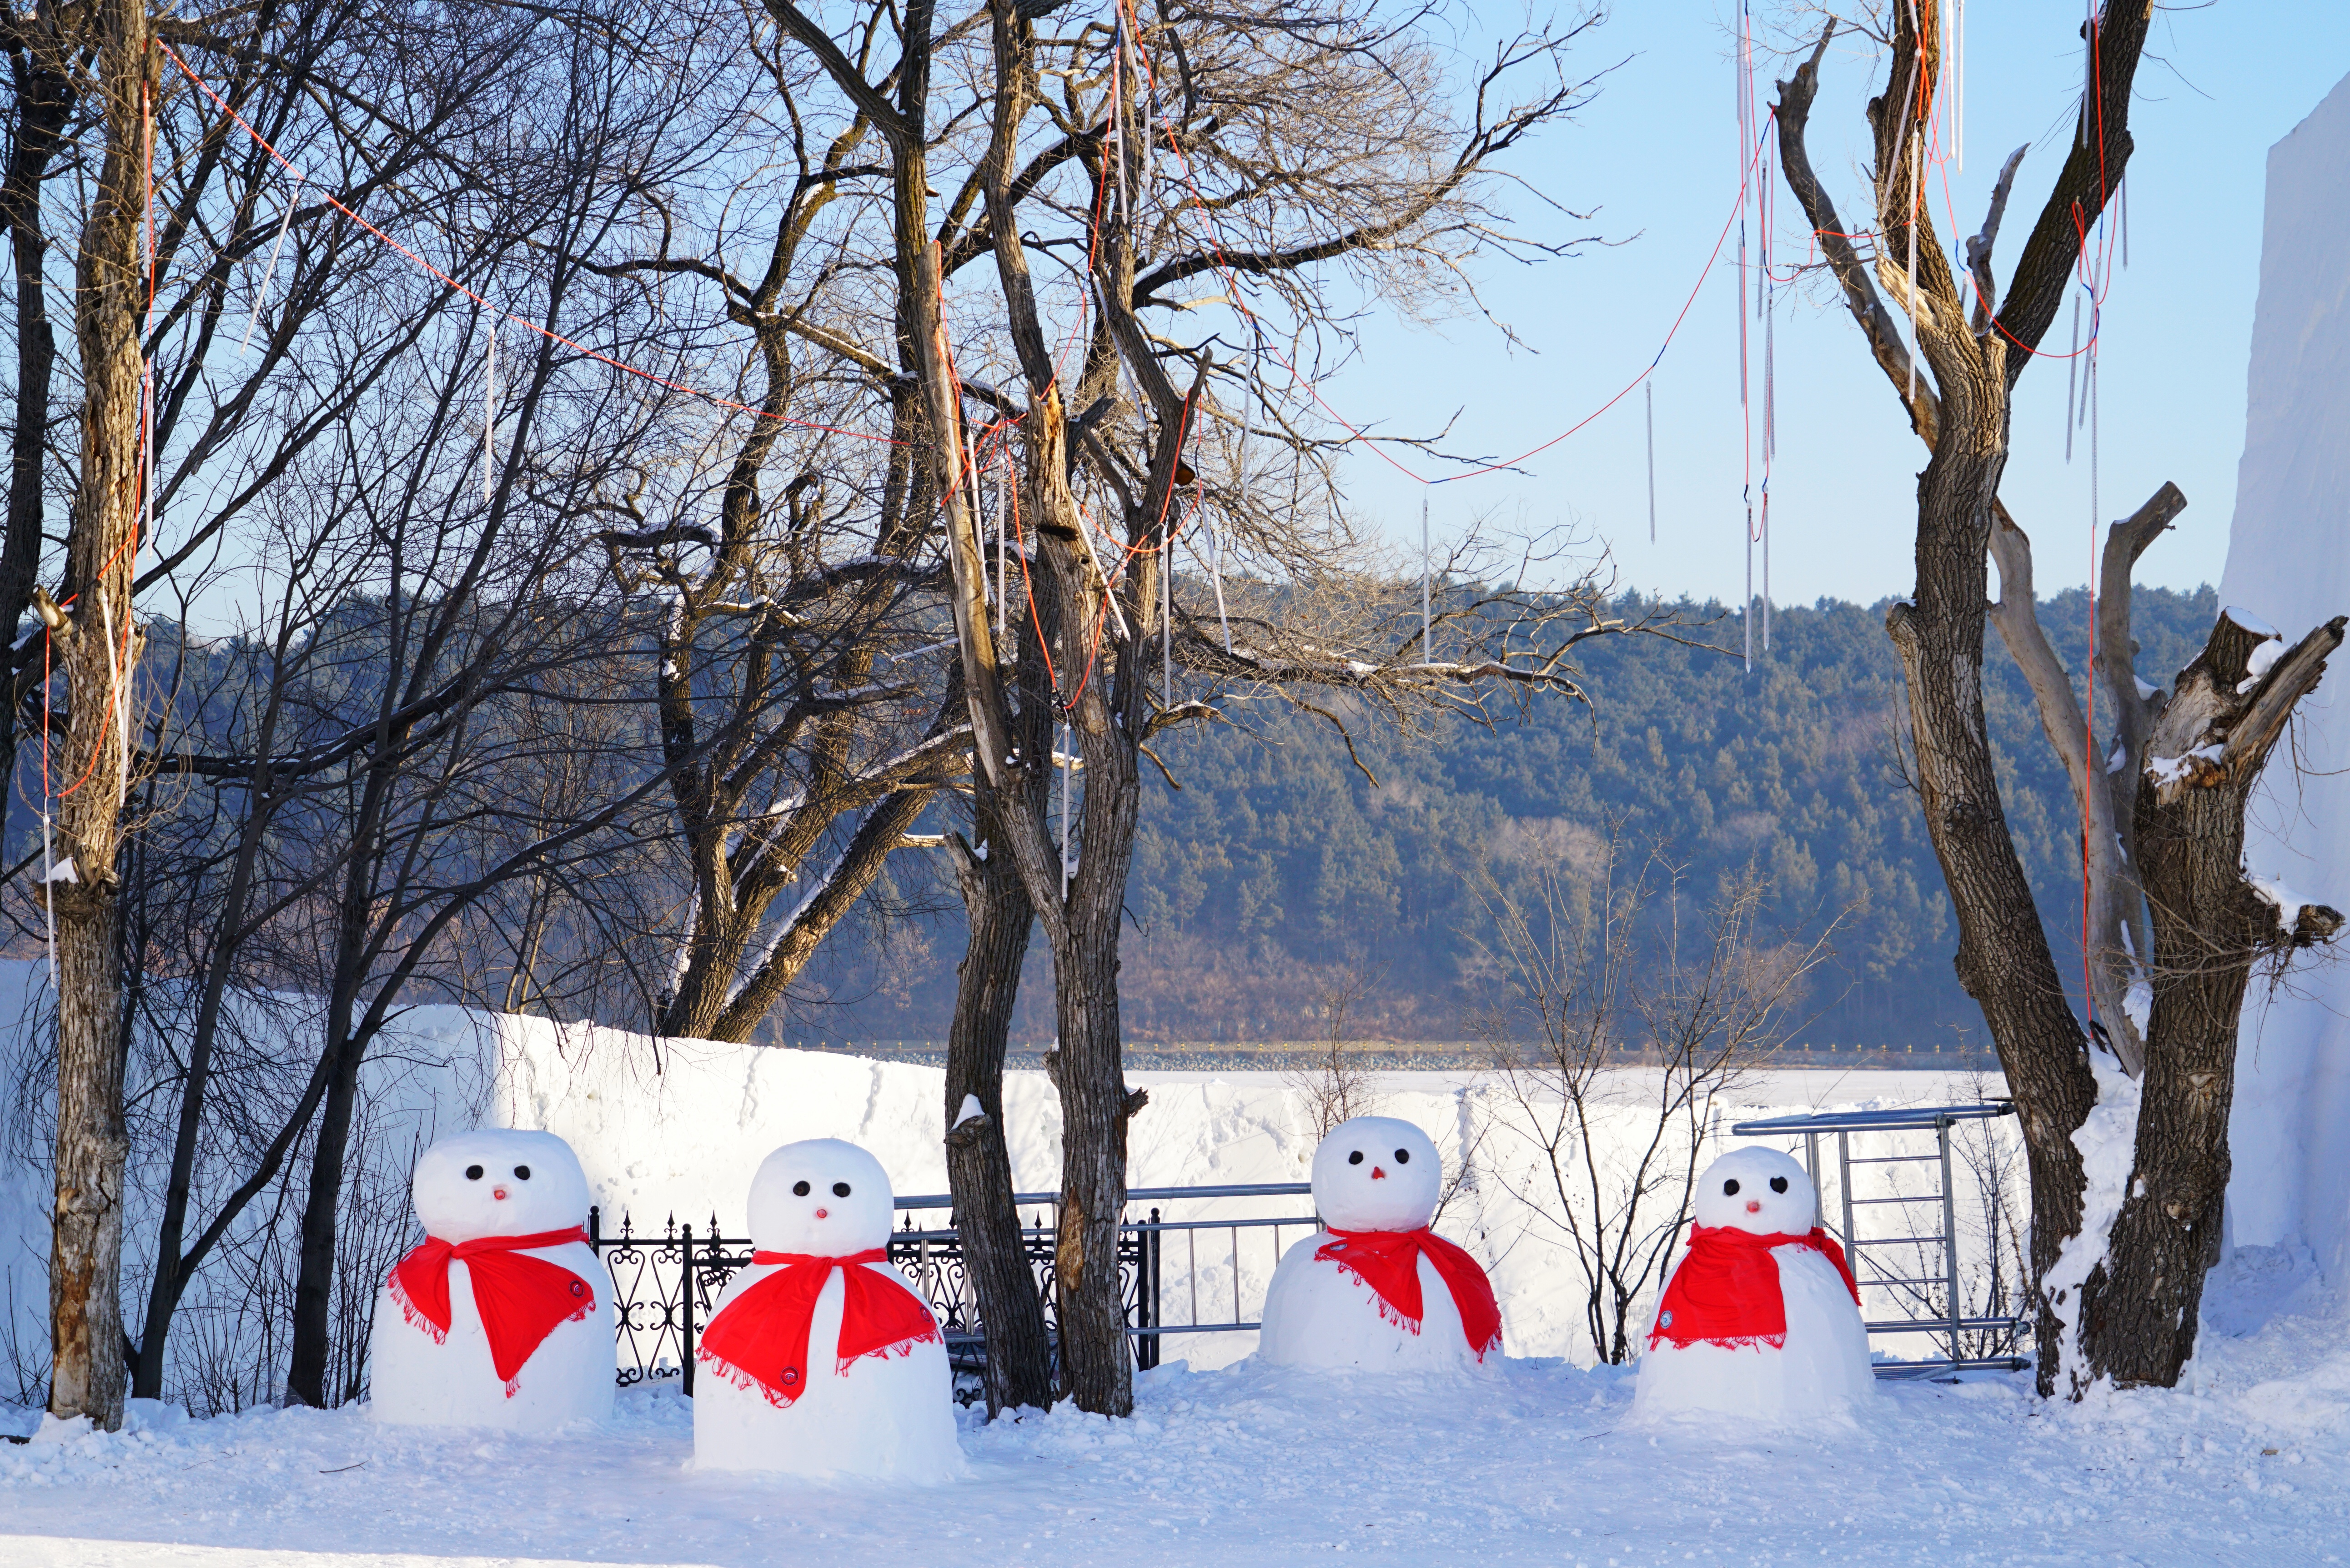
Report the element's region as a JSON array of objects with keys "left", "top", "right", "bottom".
[
  {"left": 412, "top": 1129, "right": 591, "bottom": 1243},
  {"left": 1310, "top": 1116, "right": 1441, "bottom": 1232},
  {"left": 1692, "top": 1147, "right": 1818, "bottom": 1236},
  {"left": 746, "top": 1139, "right": 895, "bottom": 1254}
]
